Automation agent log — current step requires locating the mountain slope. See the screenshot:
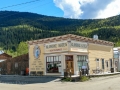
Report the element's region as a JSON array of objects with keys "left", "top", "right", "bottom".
[{"left": 0, "top": 11, "right": 120, "bottom": 52}]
